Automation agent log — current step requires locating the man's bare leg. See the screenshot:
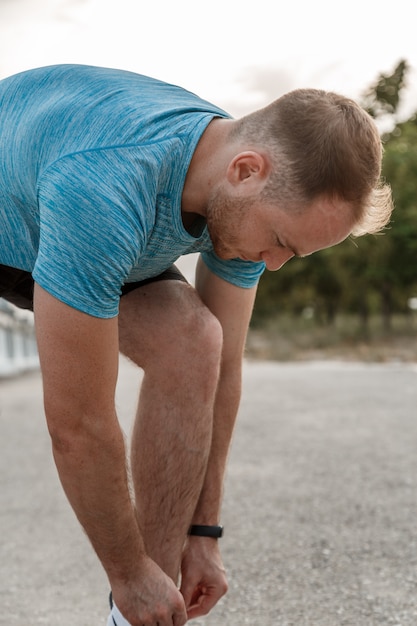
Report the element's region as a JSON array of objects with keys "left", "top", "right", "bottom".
[{"left": 118, "top": 279, "right": 223, "bottom": 582}]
